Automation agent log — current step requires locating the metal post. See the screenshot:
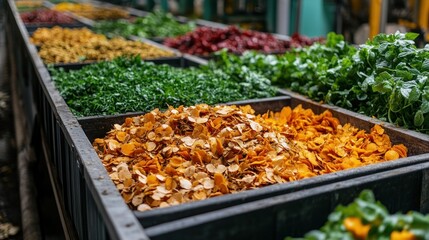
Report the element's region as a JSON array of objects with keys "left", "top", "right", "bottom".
[
  {"left": 276, "top": 0, "right": 290, "bottom": 35},
  {"left": 379, "top": 0, "right": 388, "bottom": 34},
  {"left": 160, "top": 0, "right": 169, "bottom": 12},
  {"left": 414, "top": 0, "right": 420, "bottom": 24},
  {"left": 179, "top": 0, "right": 194, "bottom": 15},
  {"left": 335, "top": 0, "right": 342, "bottom": 34},
  {"left": 294, "top": 0, "right": 302, "bottom": 33},
  {"left": 266, "top": 0, "right": 277, "bottom": 32},
  {"left": 369, "top": 0, "right": 381, "bottom": 38},
  {"left": 146, "top": 0, "right": 155, "bottom": 11},
  {"left": 203, "top": 0, "right": 217, "bottom": 20}
]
